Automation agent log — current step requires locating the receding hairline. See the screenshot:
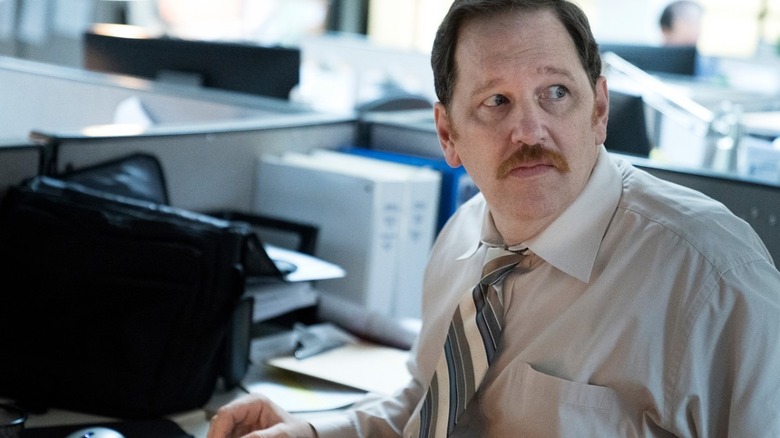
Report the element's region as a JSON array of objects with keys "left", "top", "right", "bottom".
[
  {"left": 448, "top": 8, "right": 593, "bottom": 103},
  {"left": 433, "top": 1, "right": 601, "bottom": 108}
]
